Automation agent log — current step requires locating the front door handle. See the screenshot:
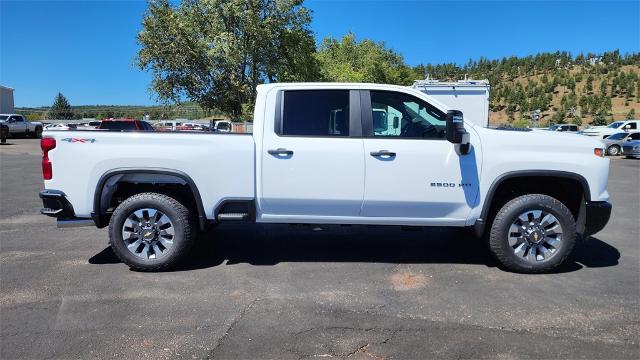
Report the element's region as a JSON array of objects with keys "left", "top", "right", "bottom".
[
  {"left": 268, "top": 148, "right": 294, "bottom": 156},
  {"left": 370, "top": 150, "right": 396, "bottom": 157}
]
